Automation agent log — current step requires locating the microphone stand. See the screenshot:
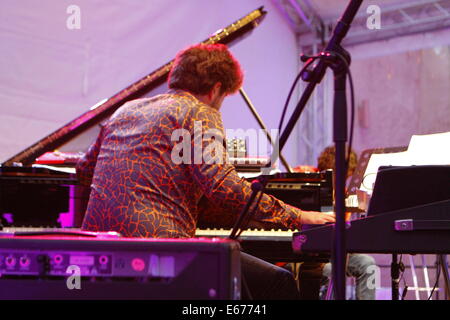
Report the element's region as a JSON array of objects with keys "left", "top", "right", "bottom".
[{"left": 230, "top": 1, "right": 363, "bottom": 300}]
